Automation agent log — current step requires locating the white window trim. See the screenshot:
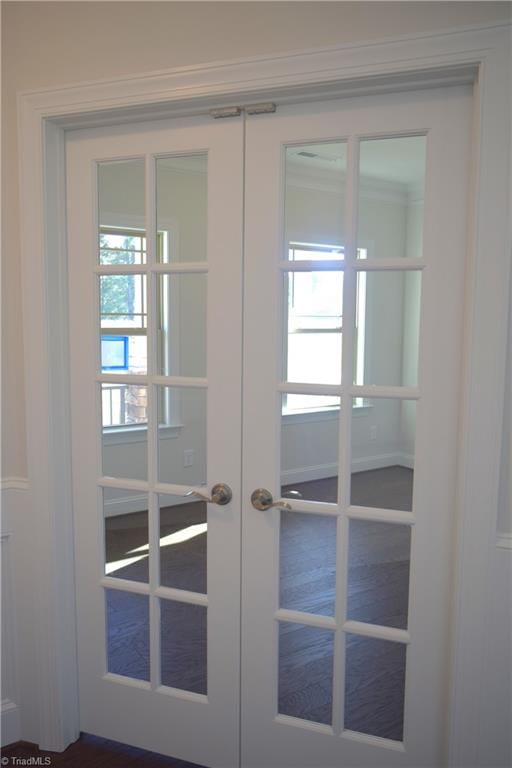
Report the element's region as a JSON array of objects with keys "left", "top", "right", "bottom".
[
  {"left": 282, "top": 241, "right": 370, "bottom": 414},
  {"left": 99, "top": 214, "right": 182, "bottom": 430}
]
